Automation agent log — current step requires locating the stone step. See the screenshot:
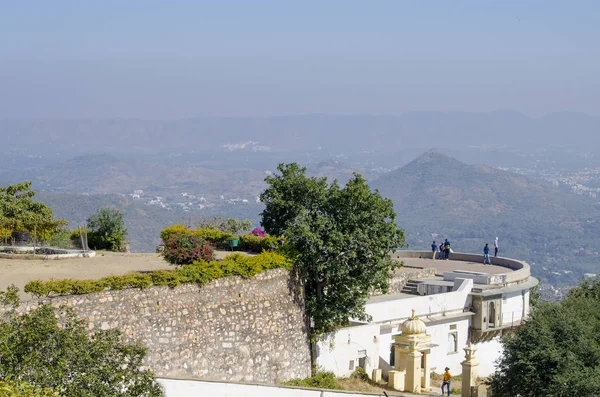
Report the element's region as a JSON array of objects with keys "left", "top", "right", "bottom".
[{"left": 401, "top": 280, "right": 420, "bottom": 295}]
